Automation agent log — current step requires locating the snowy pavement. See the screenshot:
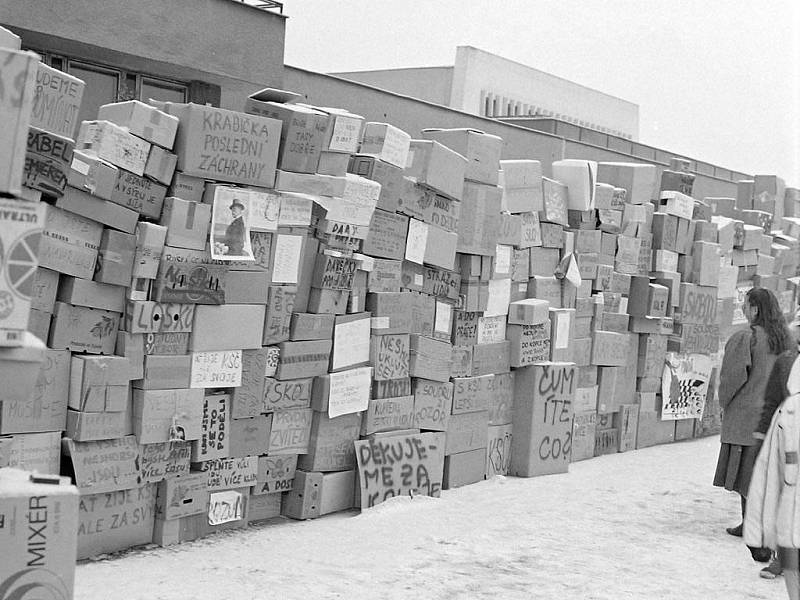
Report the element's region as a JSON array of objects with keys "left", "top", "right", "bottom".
[{"left": 75, "top": 435, "right": 785, "bottom": 599}]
